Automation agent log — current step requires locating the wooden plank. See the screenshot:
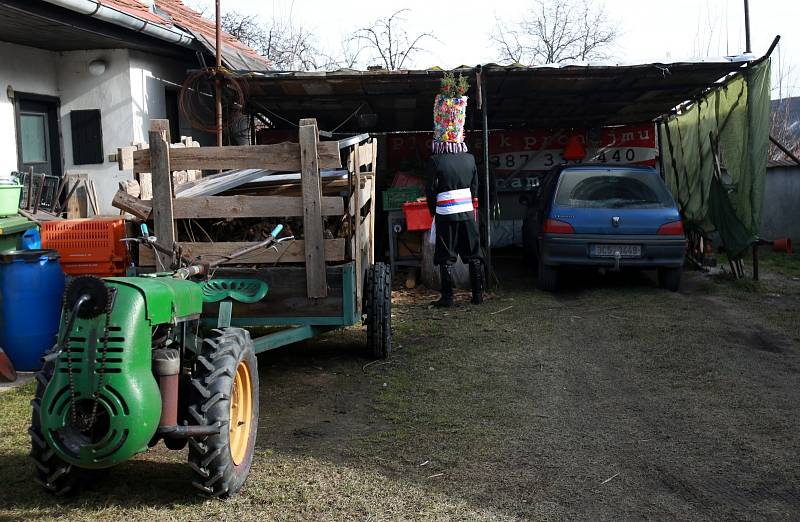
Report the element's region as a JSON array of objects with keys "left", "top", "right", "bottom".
[
  {"left": 358, "top": 141, "right": 374, "bottom": 169},
  {"left": 149, "top": 120, "right": 174, "bottom": 269},
  {"left": 150, "top": 119, "right": 170, "bottom": 133},
  {"left": 299, "top": 119, "right": 327, "bottom": 298},
  {"left": 139, "top": 173, "right": 153, "bottom": 200},
  {"left": 65, "top": 174, "right": 88, "bottom": 219},
  {"left": 117, "top": 146, "right": 135, "bottom": 171},
  {"left": 131, "top": 141, "right": 342, "bottom": 173},
  {"left": 112, "top": 189, "right": 152, "bottom": 220},
  {"left": 110, "top": 194, "right": 345, "bottom": 221},
  {"left": 138, "top": 239, "right": 346, "bottom": 266},
  {"left": 173, "top": 195, "right": 344, "bottom": 219}
]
